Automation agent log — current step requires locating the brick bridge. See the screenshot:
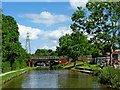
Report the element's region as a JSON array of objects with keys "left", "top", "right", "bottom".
[{"left": 31, "top": 56, "right": 60, "bottom": 67}]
